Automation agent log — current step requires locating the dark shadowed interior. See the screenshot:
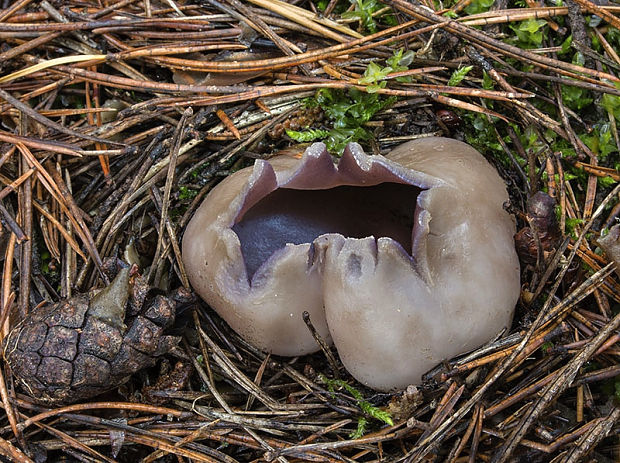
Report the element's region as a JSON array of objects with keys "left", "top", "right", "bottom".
[{"left": 232, "top": 182, "right": 422, "bottom": 279}]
